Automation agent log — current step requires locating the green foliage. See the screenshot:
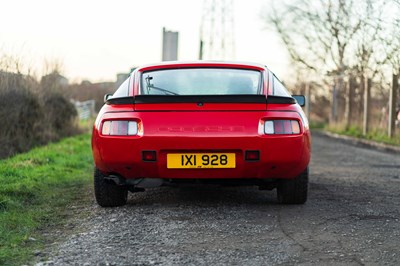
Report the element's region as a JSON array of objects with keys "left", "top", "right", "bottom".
[
  {"left": 0, "top": 134, "right": 92, "bottom": 265},
  {"left": 0, "top": 80, "right": 43, "bottom": 158},
  {"left": 41, "top": 92, "right": 79, "bottom": 140},
  {"left": 309, "top": 121, "right": 326, "bottom": 129},
  {"left": 0, "top": 70, "right": 80, "bottom": 159},
  {"left": 325, "top": 125, "right": 400, "bottom": 146},
  {"left": 364, "top": 131, "right": 400, "bottom": 146}
]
